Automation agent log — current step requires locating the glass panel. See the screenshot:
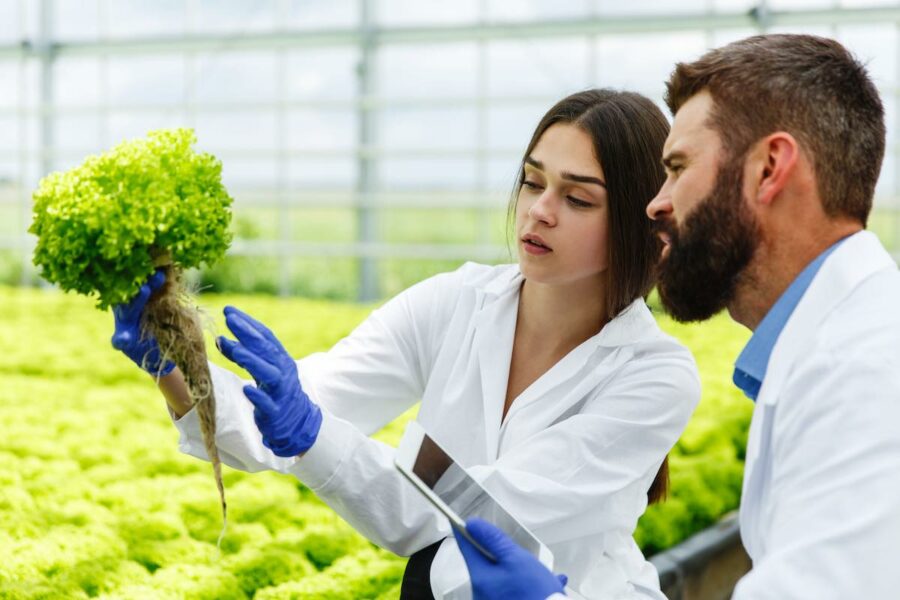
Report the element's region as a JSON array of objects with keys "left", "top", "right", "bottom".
[
  {"left": 288, "top": 0, "right": 358, "bottom": 29},
  {"left": 378, "top": 107, "right": 477, "bottom": 151},
  {"left": 838, "top": 24, "right": 898, "bottom": 88},
  {"left": 53, "top": 116, "right": 102, "bottom": 153},
  {"left": 596, "top": 32, "right": 707, "bottom": 102},
  {"left": 286, "top": 109, "right": 357, "bottom": 151},
  {"left": 107, "top": 111, "right": 190, "bottom": 144},
  {"left": 484, "top": 155, "right": 523, "bottom": 193},
  {"left": 376, "top": 0, "right": 479, "bottom": 26},
  {"left": 378, "top": 158, "right": 477, "bottom": 190},
  {"left": 107, "top": 0, "right": 186, "bottom": 38},
  {"left": 0, "top": 1, "right": 21, "bottom": 42},
  {"left": 875, "top": 153, "right": 895, "bottom": 200},
  {"left": 193, "top": 52, "right": 278, "bottom": 104},
  {"left": 0, "top": 62, "right": 19, "bottom": 109},
  {"left": 0, "top": 116, "right": 17, "bottom": 150},
  {"left": 841, "top": 0, "right": 900, "bottom": 6},
  {"left": 487, "top": 39, "right": 590, "bottom": 98},
  {"left": 711, "top": 0, "right": 756, "bottom": 11},
  {"left": 287, "top": 48, "right": 358, "bottom": 101},
  {"left": 192, "top": 0, "right": 276, "bottom": 33},
  {"left": 486, "top": 102, "right": 548, "bottom": 152},
  {"left": 54, "top": 0, "right": 100, "bottom": 41},
  {"left": 767, "top": 0, "right": 832, "bottom": 7},
  {"left": 487, "top": 0, "right": 591, "bottom": 22},
  {"left": 884, "top": 94, "right": 897, "bottom": 155},
  {"left": 218, "top": 157, "right": 278, "bottom": 189},
  {"left": 711, "top": 28, "right": 758, "bottom": 49},
  {"left": 378, "top": 43, "right": 478, "bottom": 100},
  {"left": 53, "top": 58, "right": 102, "bottom": 107},
  {"left": 23, "top": 60, "right": 40, "bottom": 109},
  {"left": 597, "top": 0, "right": 707, "bottom": 16},
  {"left": 194, "top": 111, "right": 278, "bottom": 150},
  {"left": 768, "top": 24, "right": 835, "bottom": 37},
  {"left": 109, "top": 55, "right": 186, "bottom": 107},
  {"left": 287, "top": 157, "right": 357, "bottom": 189}
]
